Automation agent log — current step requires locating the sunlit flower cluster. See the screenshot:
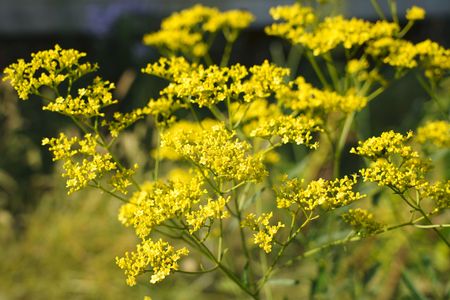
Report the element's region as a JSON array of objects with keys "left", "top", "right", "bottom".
[
  {"left": 351, "top": 131, "right": 430, "bottom": 192},
  {"left": 143, "top": 5, "right": 253, "bottom": 58},
  {"left": 186, "top": 196, "right": 230, "bottom": 233},
  {"left": 266, "top": 4, "right": 398, "bottom": 56},
  {"left": 118, "top": 175, "right": 206, "bottom": 239},
  {"left": 116, "top": 238, "right": 189, "bottom": 286},
  {"left": 275, "top": 175, "right": 365, "bottom": 211},
  {"left": 42, "top": 133, "right": 118, "bottom": 194},
  {"left": 276, "top": 76, "right": 368, "bottom": 114},
  {"left": 242, "top": 212, "right": 285, "bottom": 253},
  {"left": 250, "top": 114, "right": 322, "bottom": 148},
  {"left": 161, "top": 124, "right": 267, "bottom": 182},
  {"left": 144, "top": 57, "right": 289, "bottom": 108},
  {"left": 43, "top": 77, "right": 117, "bottom": 117},
  {"left": 368, "top": 38, "right": 450, "bottom": 77},
  {"left": 3, "top": 44, "right": 97, "bottom": 100}
]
